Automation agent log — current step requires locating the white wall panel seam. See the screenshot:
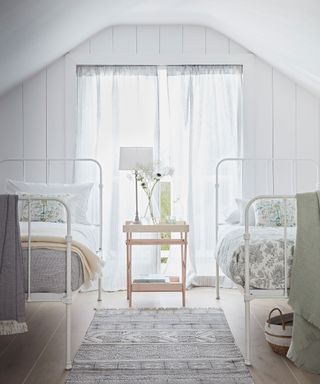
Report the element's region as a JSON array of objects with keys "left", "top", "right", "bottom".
[
  {"left": 181, "top": 25, "right": 184, "bottom": 55},
  {"left": 204, "top": 28, "right": 207, "bottom": 55},
  {"left": 294, "top": 83, "right": 297, "bottom": 192},
  {"left": 158, "top": 26, "right": 160, "bottom": 55},
  {"left": 271, "top": 67, "right": 275, "bottom": 194},
  {"left": 45, "top": 66, "right": 48, "bottom": 164},
  {"left": 21, "top": 83, "right": 25, "bottom": 161},
  {"left": 111, "top": 27, "right": 115, "bottom": 54},
  {"left": 295, "top": 84, "right": 298, "bottom": 188},
  {"left": 135, "top": 26, "right": 138, "bottom": 54},
  {"left": 318, "top": 100, "right": 320, "bottom": 167}
]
